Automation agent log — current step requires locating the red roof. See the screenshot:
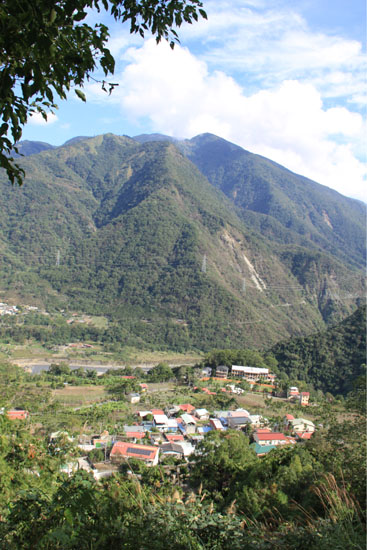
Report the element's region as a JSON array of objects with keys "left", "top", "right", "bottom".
[
  {"left": 165, "top": 434, "right": 184, "bottom": 442},
  {"left": 151, "top": 409, "right": 164, "bottom": 415},
  {"left": 139, "top": 383, "right": 148, "bottom": 389},
  {"left": 7, "top": 410, "right": 29, "bottom": 420},
  {"left": 256, "top": 432, "right": 287, "bottom": 441},
  {"left": 110, "top": 442, "right": 158, "bottom": 460},
  {"left": 301, "top": 392, "right": 310, "bottom": 396},
  {"left": 295, "top": 431, "right": 312, "bottom": 440},
  {"left": 285, "top": 414, "right": 295, "bottom": 420},
  {"left": 179, "top": 404, "right": 195, "bottom": 413}
]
